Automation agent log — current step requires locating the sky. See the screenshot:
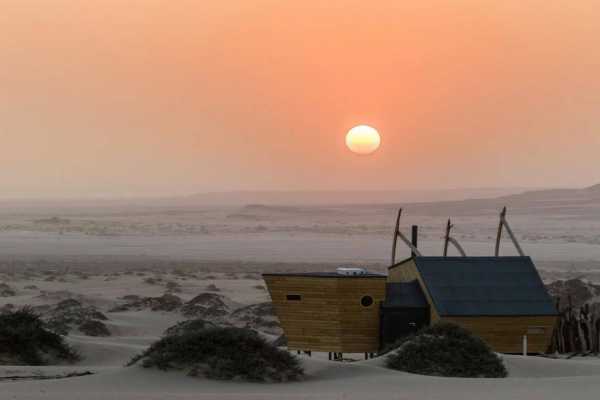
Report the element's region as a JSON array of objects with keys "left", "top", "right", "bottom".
[{"left": 1, "top": 0, "right": 599, "bottom": 198}]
